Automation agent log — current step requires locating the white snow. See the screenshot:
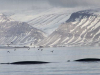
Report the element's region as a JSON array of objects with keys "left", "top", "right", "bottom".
[{"left": 50, "top": 38, "right": 61, "bottom": 46}]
